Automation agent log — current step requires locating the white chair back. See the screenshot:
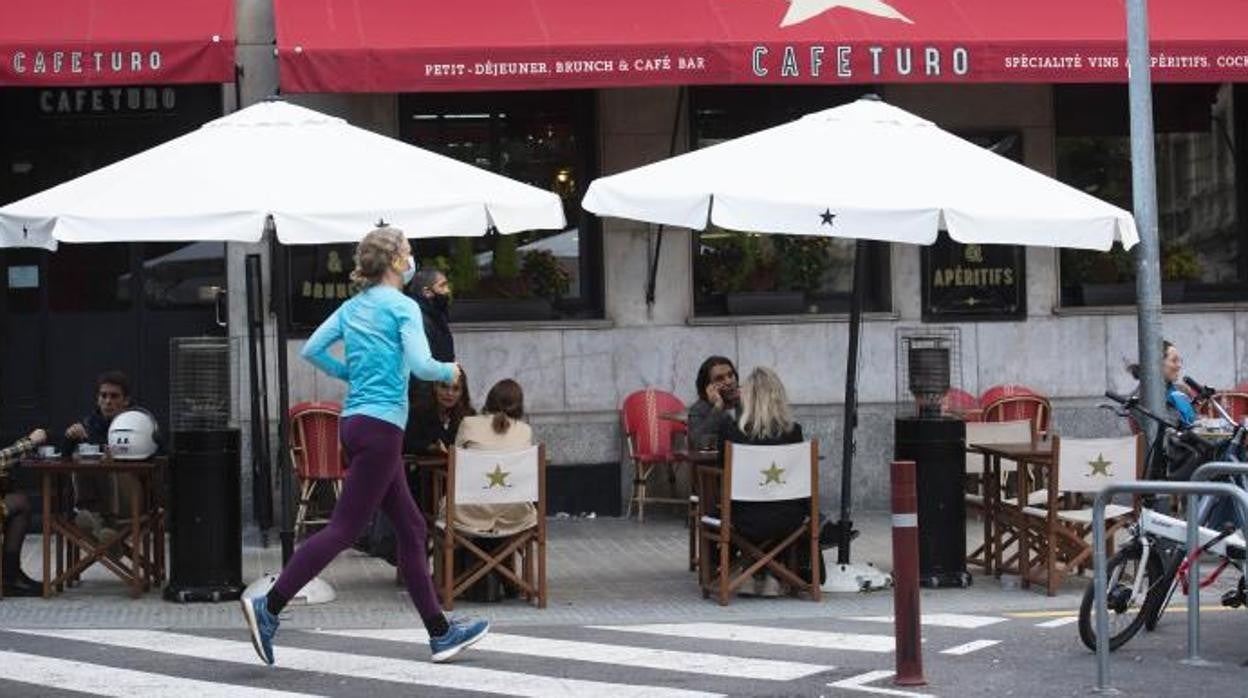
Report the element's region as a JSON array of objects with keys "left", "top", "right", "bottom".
[
  {"left": 964, "top": 419, "right": 1033, "bottom": 474},
  {"left": 728, "top": 442, "right": 813, "bottom": 502},
  {"left": 1056, "top": 436, "right": 1139, "bottom": 494},
  {"left": 452, "top": 446, "right": 540, "bottom": 505}
]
